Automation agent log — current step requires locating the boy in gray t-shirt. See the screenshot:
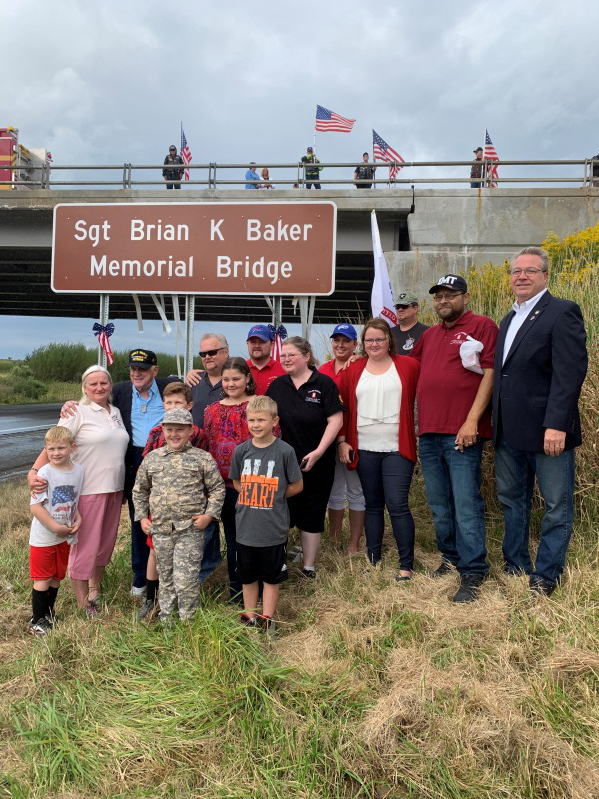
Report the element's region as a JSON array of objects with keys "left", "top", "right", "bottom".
[
  {"left": 229, "top": 396, "right": 303, "bottom": 632},
  {"left": 28, "top": 427, "right": 84, "bottom": 636}
]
